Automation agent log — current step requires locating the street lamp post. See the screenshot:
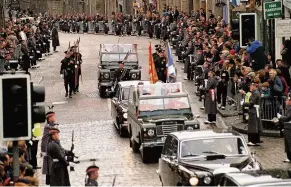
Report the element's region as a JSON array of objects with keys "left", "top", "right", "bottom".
[{"left": 262, "top": 0, "right": 267, "bottom": 49}]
